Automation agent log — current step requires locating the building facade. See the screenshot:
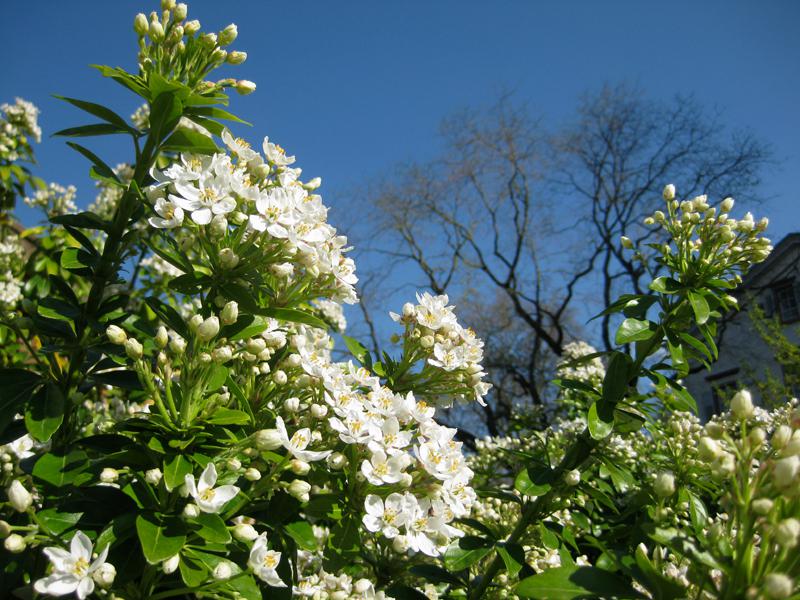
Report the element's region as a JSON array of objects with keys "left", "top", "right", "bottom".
[{"left": 685, "top": 232, "right": 800, "bottom": 420}]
